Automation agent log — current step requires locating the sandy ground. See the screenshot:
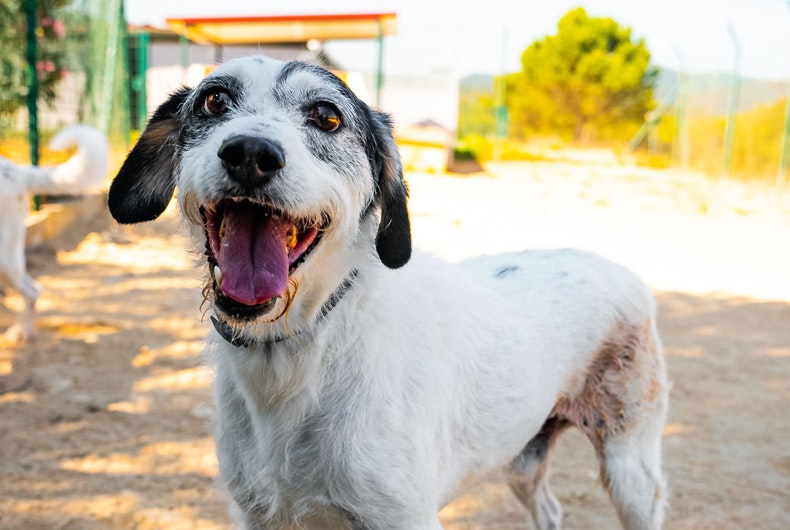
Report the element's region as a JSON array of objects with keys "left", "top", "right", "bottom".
[{"left": 1, "top": 158, "right": 789, "bottom": 529}]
